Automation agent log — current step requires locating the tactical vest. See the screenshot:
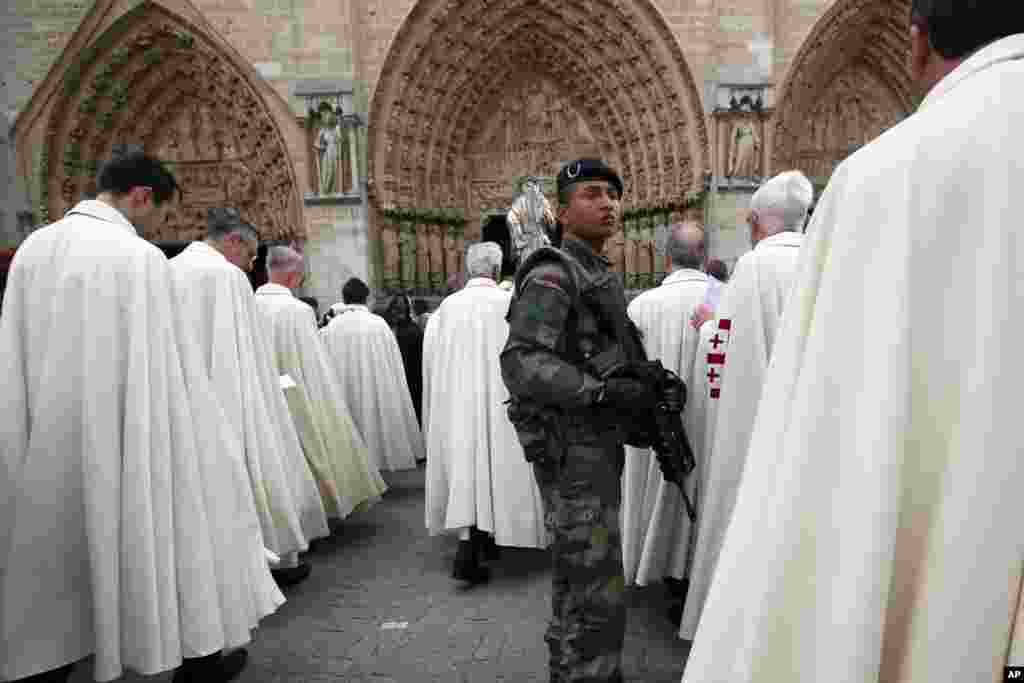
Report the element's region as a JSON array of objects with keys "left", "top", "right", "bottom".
[{"left": 513, "top": 245, "right": 647, "bottom": 375}]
